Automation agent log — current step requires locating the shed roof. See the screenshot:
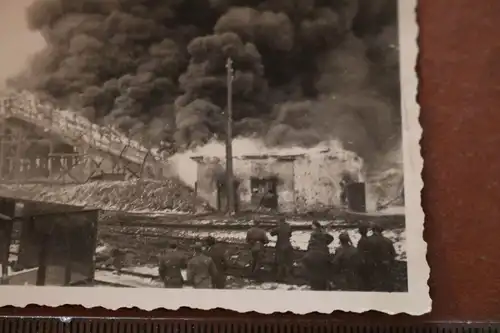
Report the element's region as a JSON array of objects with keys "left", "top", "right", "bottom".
[
  {"left": 191, "top": 154, "right": 299, "bottom": 162},
  {"left": 190, "top": 148, "right": 334, "bottom": 163}
]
